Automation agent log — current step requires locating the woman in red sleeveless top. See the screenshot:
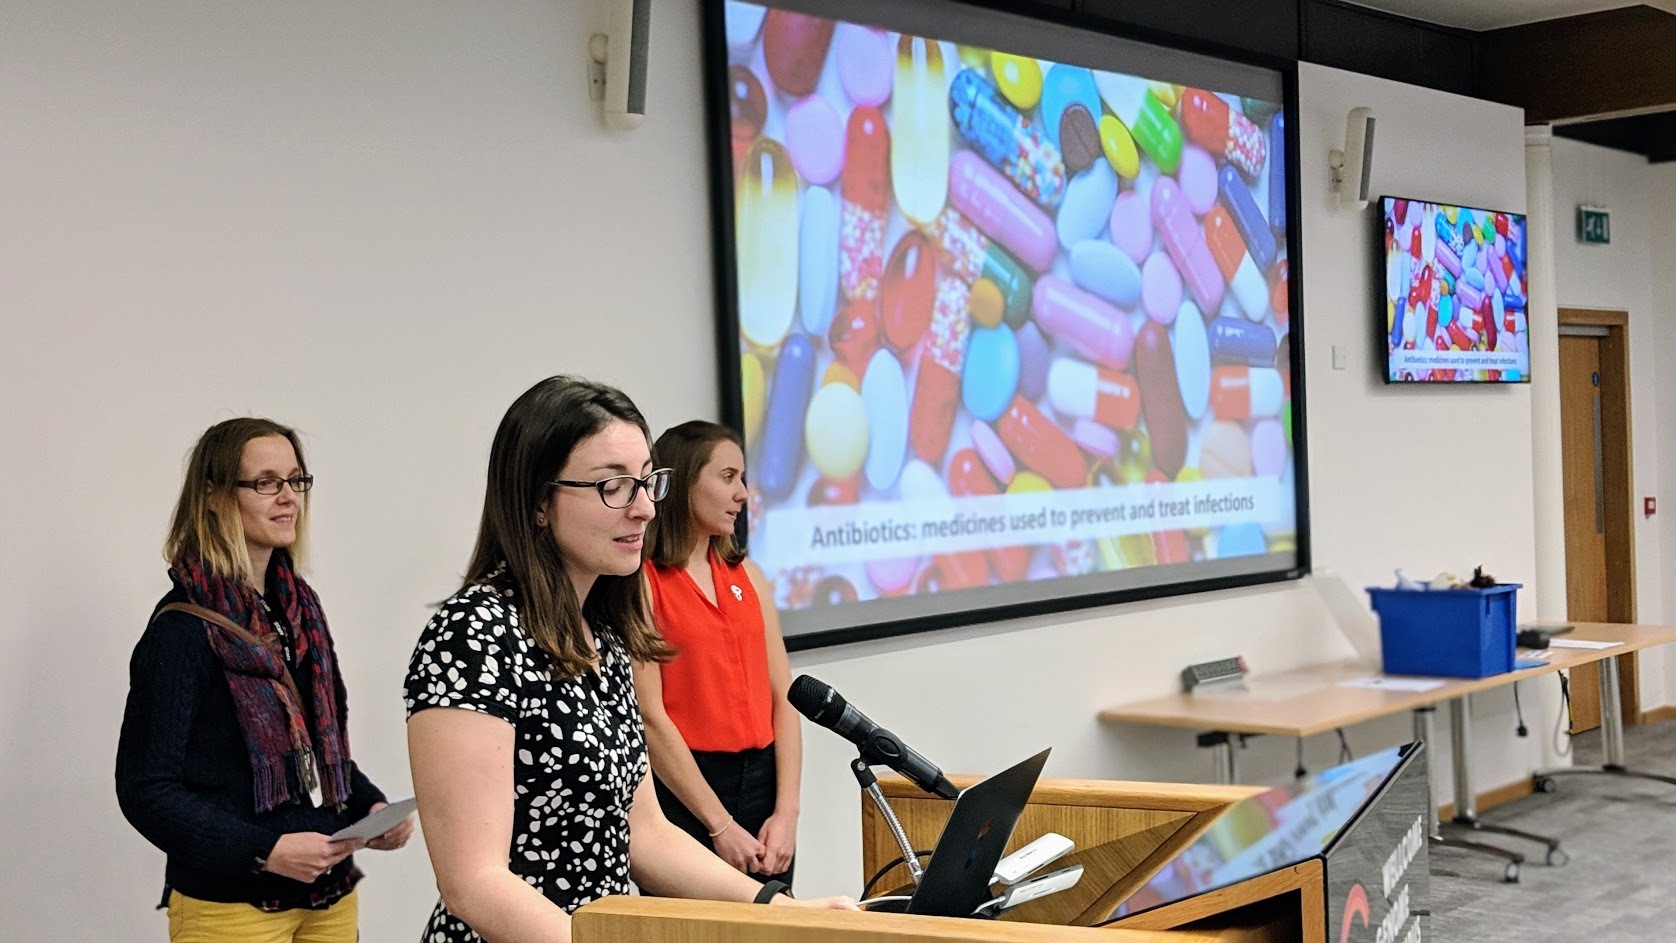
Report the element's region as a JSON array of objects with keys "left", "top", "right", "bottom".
[{"left": 636, "top": 421, "right": 800, "bottom": 886}]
